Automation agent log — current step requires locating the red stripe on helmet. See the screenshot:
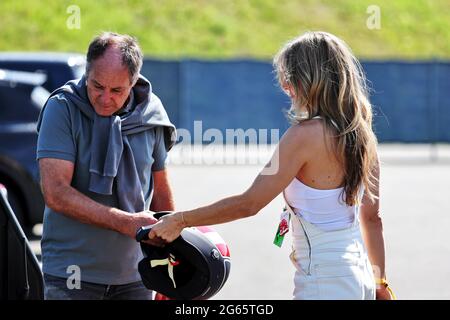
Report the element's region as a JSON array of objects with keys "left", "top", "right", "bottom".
[
  {"left": 215, "top": 243, "right": 230, "bottom": 258},
  {"left": 196, "top": 226, "right": 214, "bottom": 233}
]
